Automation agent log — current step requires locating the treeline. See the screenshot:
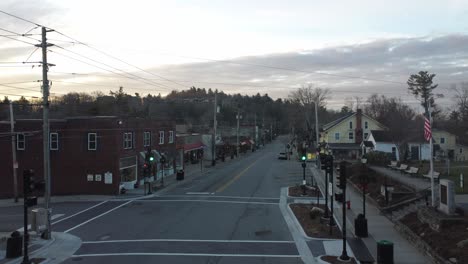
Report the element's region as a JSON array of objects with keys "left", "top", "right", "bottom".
[{"left": 0, "top": 86, "right": 344, "bottom": 135}]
